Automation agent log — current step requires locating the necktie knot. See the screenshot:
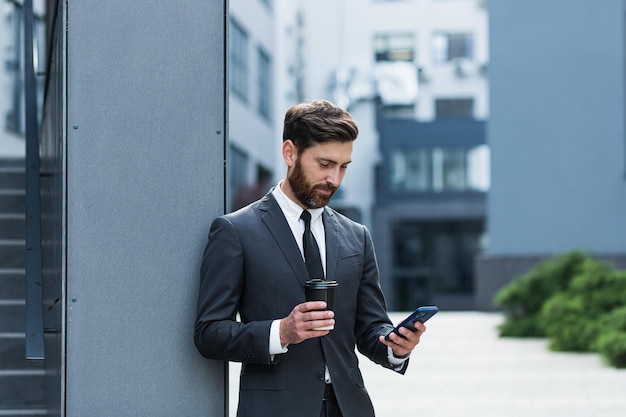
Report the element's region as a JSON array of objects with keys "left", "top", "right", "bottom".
[{"left": 300, "top": 210, "right": 312, "bottom": 223}]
